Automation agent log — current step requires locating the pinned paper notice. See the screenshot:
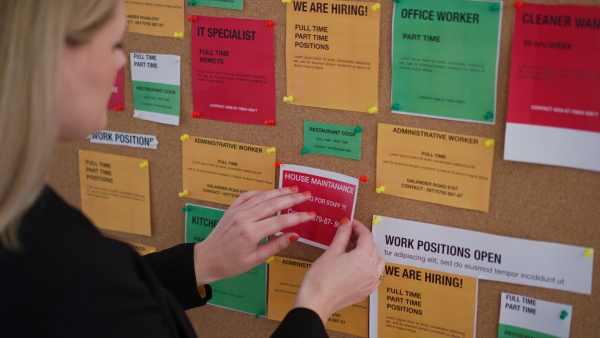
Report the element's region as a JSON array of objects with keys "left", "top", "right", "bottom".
[
  {"left": 499, "top": 293, "right": 572, "bottom": 338},
  {"left": 89, "top": 130, "right": 158, "bottom": 149}
]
